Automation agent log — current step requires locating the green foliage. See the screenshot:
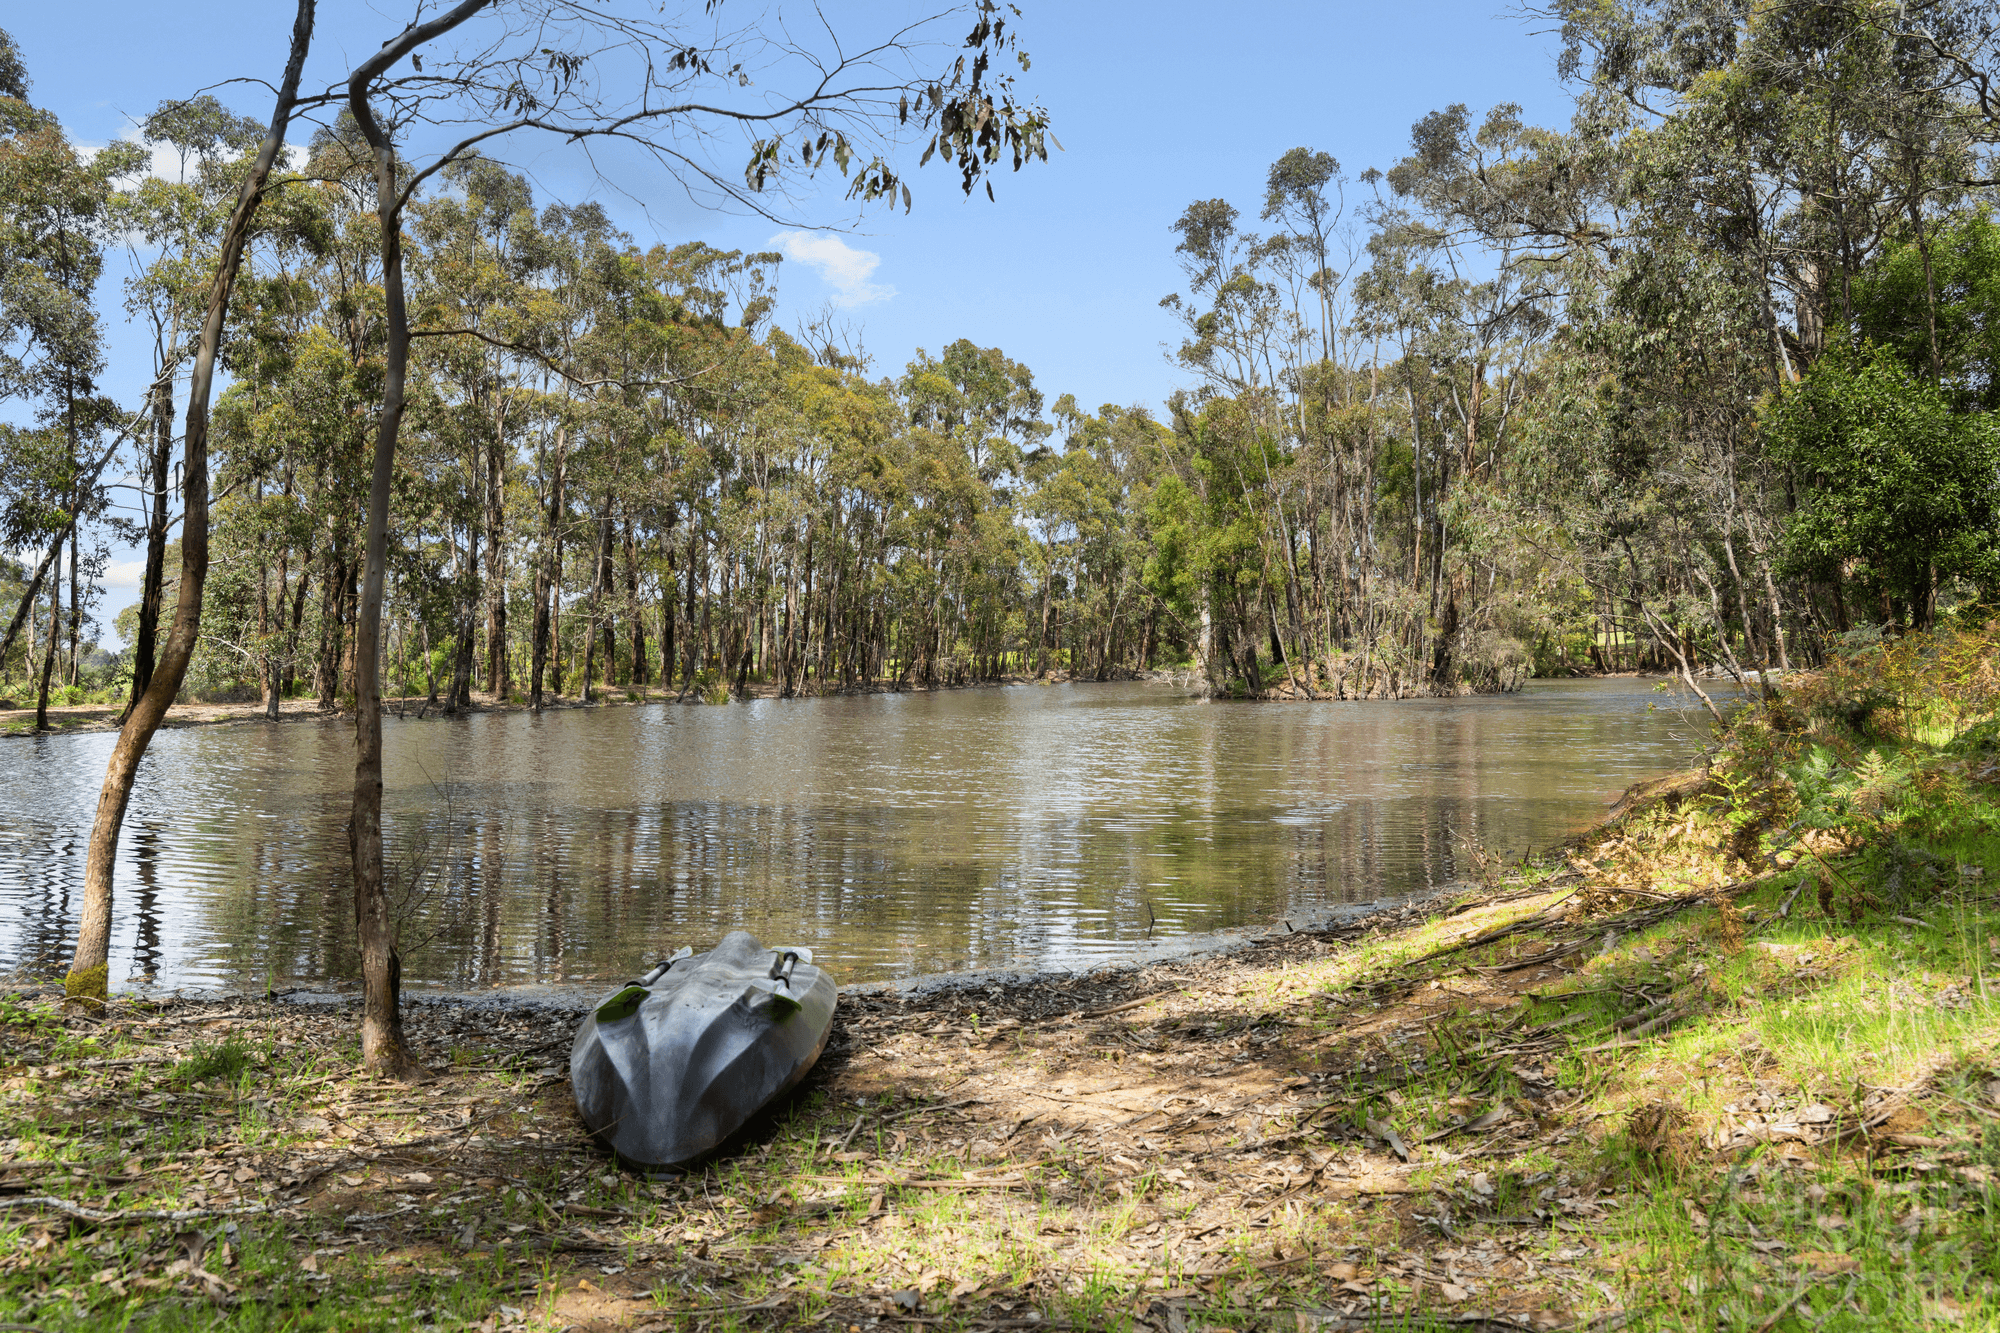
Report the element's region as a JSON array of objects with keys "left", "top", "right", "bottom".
[
  {"left": 1853, "top": 215, "right": 2000, "bottom": 411},
  {"left": 1767, "top": 343, "right": 2000, "bottom": 623}
]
